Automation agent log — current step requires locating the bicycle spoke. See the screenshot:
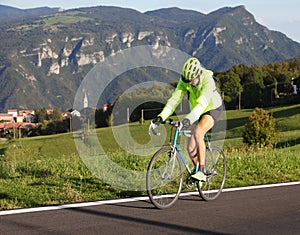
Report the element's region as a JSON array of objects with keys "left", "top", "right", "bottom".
[
  {"left": 146, "top": 148, "right": 183, "bottom": 209},
  {"left": 198, "top": 146, "right": 226, "bottom": 201}
]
